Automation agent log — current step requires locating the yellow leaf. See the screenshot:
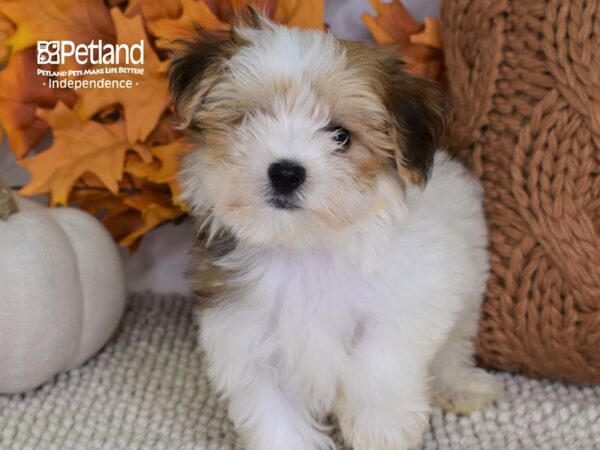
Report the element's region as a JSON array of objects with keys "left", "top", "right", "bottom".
[
  {"left": 19, "top": 102, "right": 152, "bottom": 205},
  {"left": 75, "top": 8, "right": 170, "bottom": 143},
  {"left": 124, "top": 150, "right": 160, "bottom": 178},
  {"left": 0, "top": 49, "right": 77, "bottom": 157},
  {"left": 150, "top": 0, "right": 325, "bottom": 49},
  {"left": 147, "top": 139, "right": 189, "bottom": 184},
  {"left": 0, "top": 10, "right": 14, "bottom": 64},
  {"left": 119, "top": 184, "right": 183, "bottom": 246},
  {"left": 147, "top": 138, "right": 192, "bottom": 204},
  {"left": 120, "top": 202, "right": 182, "bottom": 246},
  {"left": 0, "top": 0, "right": 115, "bottom": 59},
  {"left": 276, "top": 0, "right": 324, "bottom": 29}
]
